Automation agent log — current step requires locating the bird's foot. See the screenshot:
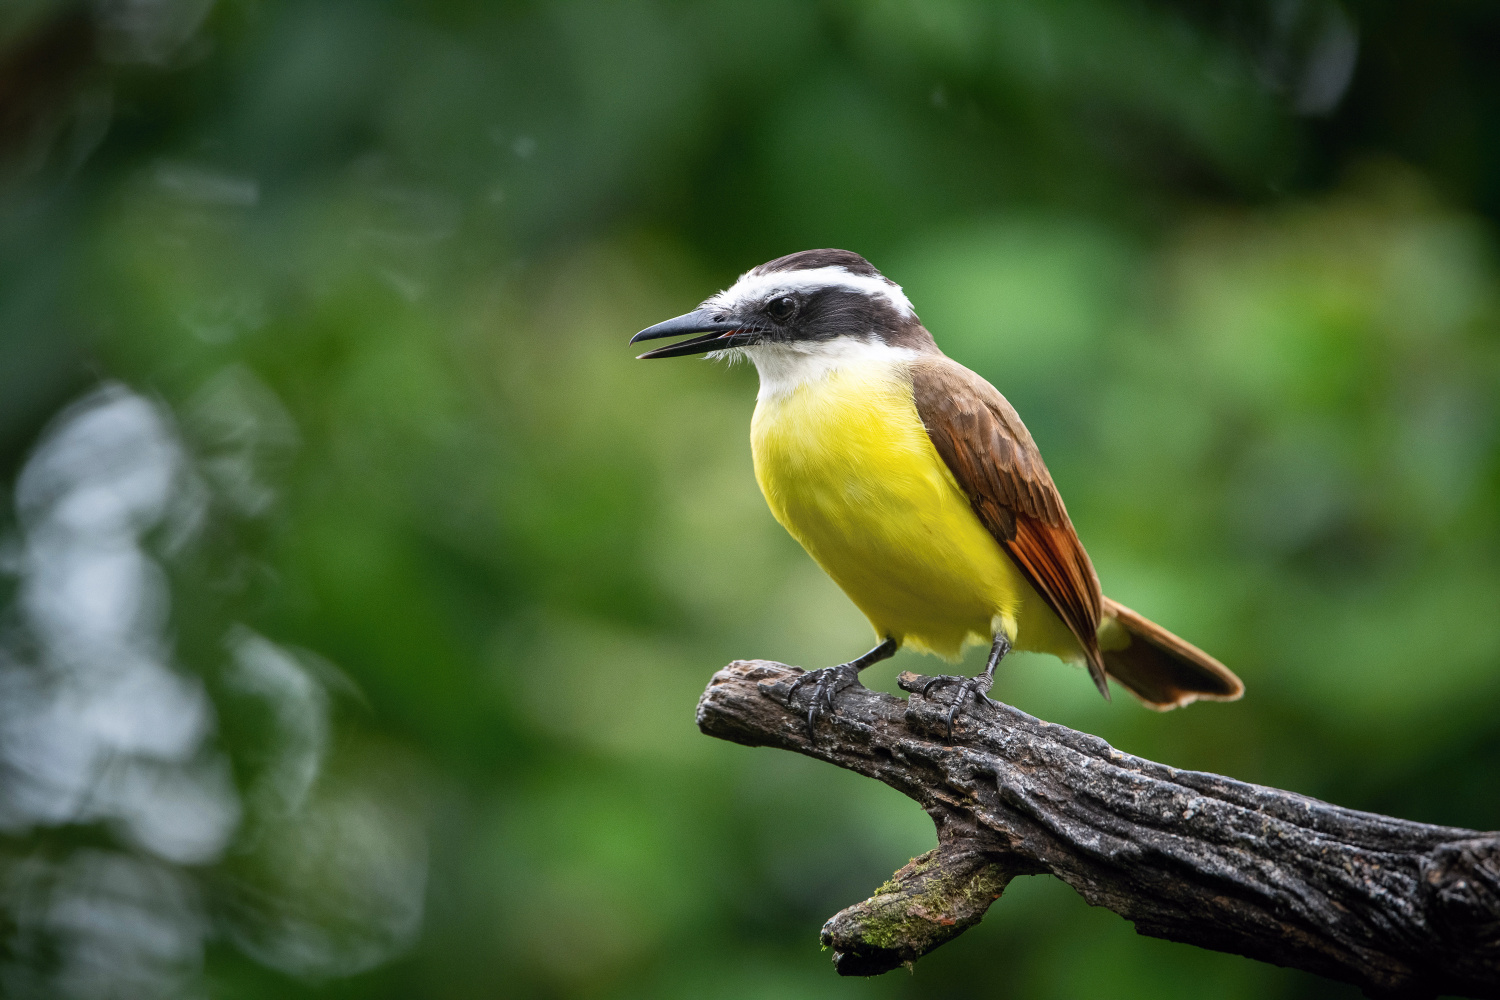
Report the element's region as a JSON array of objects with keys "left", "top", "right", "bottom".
[
  {"left": 916, "top": 672, "right": 1000, "bottom": 739},
  {"left": 787, "top": 661, "right": 865, "bottom": 736}
]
